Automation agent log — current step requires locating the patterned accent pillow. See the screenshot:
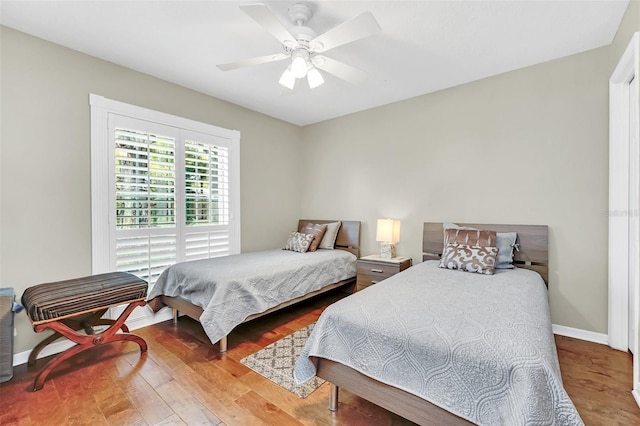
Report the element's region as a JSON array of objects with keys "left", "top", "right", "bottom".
[
  {"left": 443, "top": 223, "right": 517, "bottom": 269},
  {"left": 283, "top": 232, "right": 315, "bottom": 253},
  {"left": 438, "top": 243, "right": 499, "bottom": 275},
  {"left": 444, "top": 228, "right": 497, "bottom": 247},
  {"left": 299, "top": 223, "right": 328, "bottom": 252}
]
